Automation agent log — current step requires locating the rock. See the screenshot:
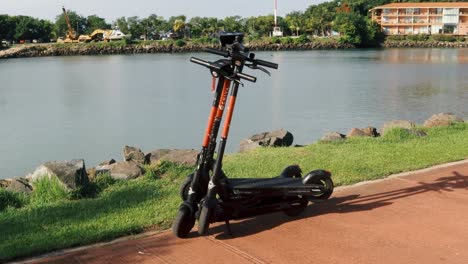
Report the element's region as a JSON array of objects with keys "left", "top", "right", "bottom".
[
  {"left": 346, "top": 128, "right": 367, "bottom": 138},
  {"left": 423, "top": 113, "right": 463, "bottom": 128},
  {"left": 87, "top": 168, "right": 97, "bottom": 181},
  {"left": 123, "top": 146, "right": 145, "bottom": 164},
  {"left": 347, "top": 127, "right": 380, "bottom": 138},
  {"left": 28, "top": 159, "right": 89, "bottom": 191},
  {"left": 320, "top": 132, "right": 346, "bottom": 142},
  {"left": 99, "top": 159, "right": 116, "bottom": 166},
  {"left": 4, "top": 178, "right": 32, "bottom": 193},
  {"left": 361, "top": 127, "right": 380, "bottom": 137},
  {"left": 96, "top": 161, "right": 143, "bottom": 180},
  {"left": 381, "top": 120, "right": 416, "bottom": 135},
  {"left": 145, "top": 149, "right": 198, "bottom": 166},
  {"left": 239, "top": 129, "right": 294, "bottom": 152}
]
